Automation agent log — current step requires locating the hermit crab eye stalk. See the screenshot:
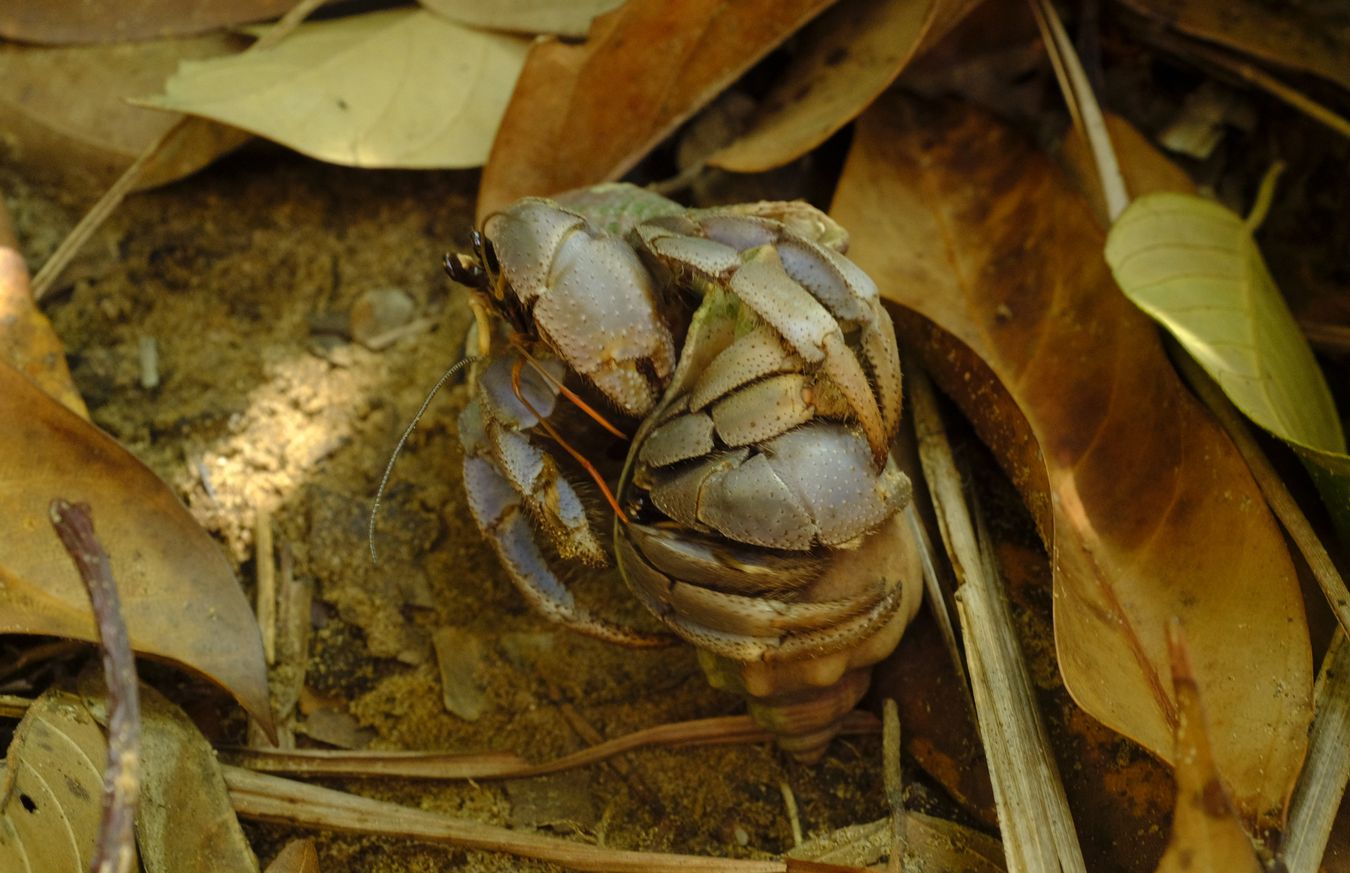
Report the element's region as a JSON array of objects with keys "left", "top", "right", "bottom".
[{"left": 443, "top": 251, "right": 485, "bottom": 289}]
